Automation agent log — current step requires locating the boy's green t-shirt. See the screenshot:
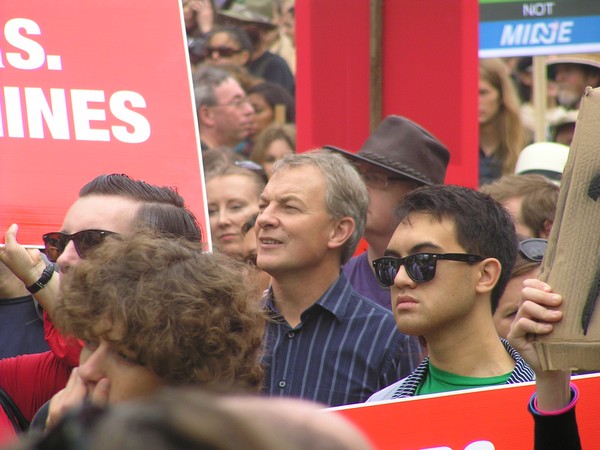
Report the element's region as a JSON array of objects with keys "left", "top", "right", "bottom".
[{"left": 416, "top": 362, "right": 512, "bottom": 395}]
